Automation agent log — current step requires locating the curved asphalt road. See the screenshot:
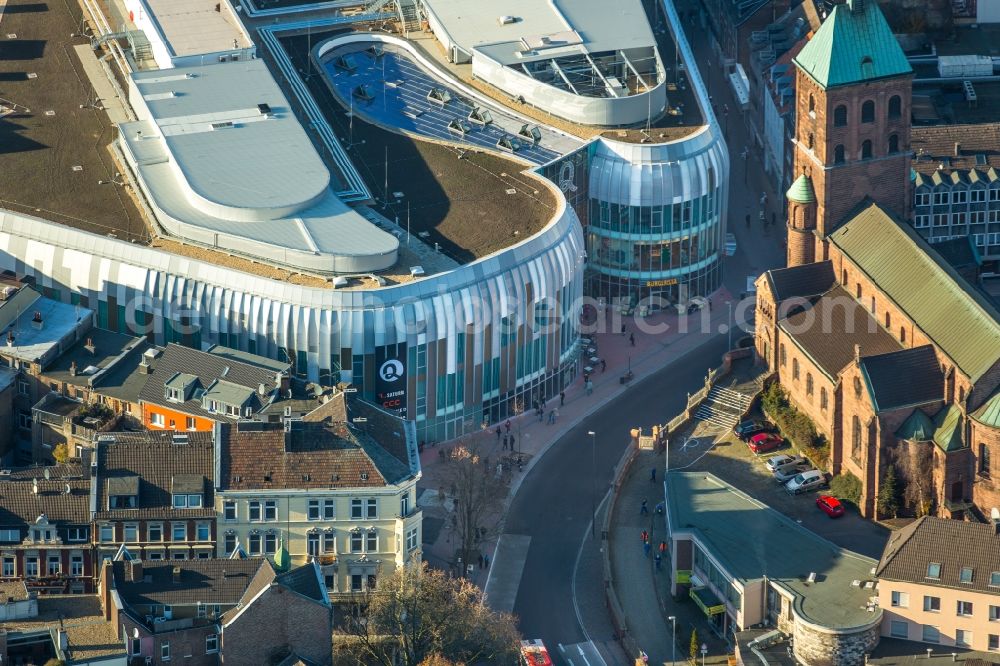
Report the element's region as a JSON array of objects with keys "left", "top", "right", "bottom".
[{"left": 507, "top": 334, "right": 730, "bottom": 656}]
